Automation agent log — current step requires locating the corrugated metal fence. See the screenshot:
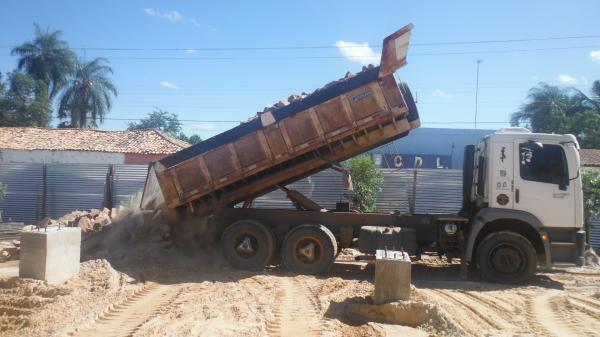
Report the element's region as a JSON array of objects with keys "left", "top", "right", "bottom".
[
  {"left": 0, "top": 163, "right": 465, "bottom": 224},
  {"left": 591, "top": 219, "right": 600, "bottom": 251},
  {"left": 254, "top": 168, "right": 463, "bottom": 214},
  {"left": 0, "top": 164, "right": 43, "bottom": 223},
  {"left": 0, "top": 163, "right": 147, "bottom": 223}
]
